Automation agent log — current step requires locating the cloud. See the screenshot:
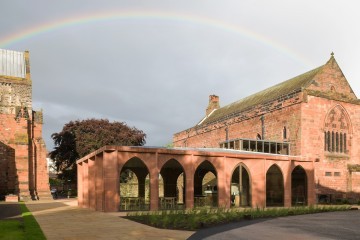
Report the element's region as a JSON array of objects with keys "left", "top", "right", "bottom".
[{"left": 2, "top": 0, "right": 360, "bottom": 151}]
